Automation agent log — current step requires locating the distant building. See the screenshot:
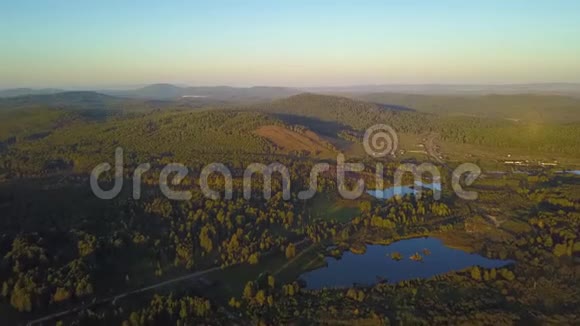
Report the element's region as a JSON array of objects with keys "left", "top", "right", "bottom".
[{"left": 504, "top": 160, "right": 525, "bottom": 165}]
